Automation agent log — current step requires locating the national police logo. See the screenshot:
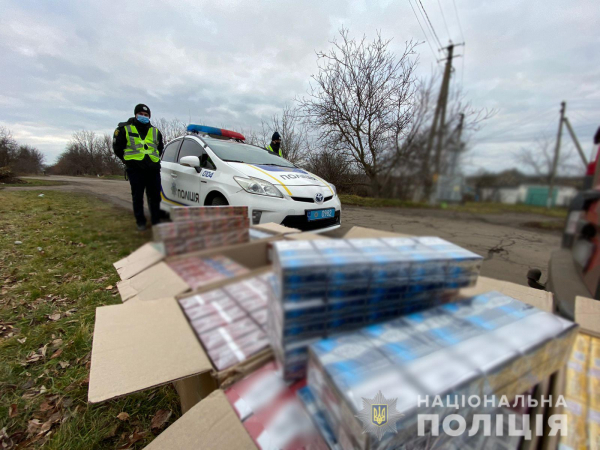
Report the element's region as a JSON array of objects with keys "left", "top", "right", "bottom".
[
  {"left": 171, "top": 180, "right": 177, "bottom": 196},
  {"left": 355, "top": 391, "right": 403, "bottom": 441},
  {"left": 372, "top": 404, "right": 387, "bottom": 426}
]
